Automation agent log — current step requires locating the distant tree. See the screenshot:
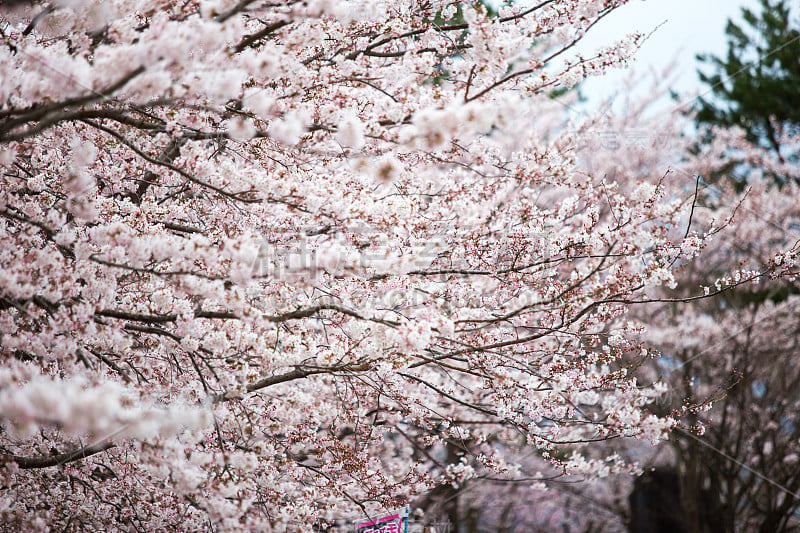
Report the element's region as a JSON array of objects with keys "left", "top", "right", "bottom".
[
  {"left": 629, "top": 468, "right": 686, "bottom": 533},
  {"left": 638, "top": 2, "right": 800, "bottom": 531},
  {"left": 693, "top": 0, "right": 800, "bottom": 178}
]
